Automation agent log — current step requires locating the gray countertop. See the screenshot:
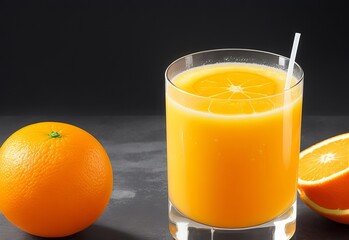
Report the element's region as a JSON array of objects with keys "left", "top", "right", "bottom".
[{"left": 1, "top": 115, "right": 349, "bottom": 240}]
